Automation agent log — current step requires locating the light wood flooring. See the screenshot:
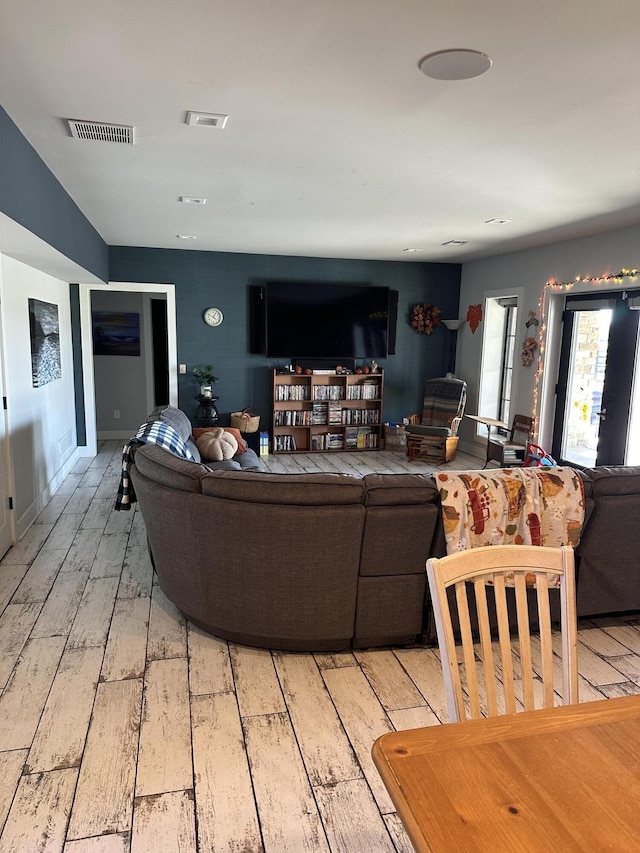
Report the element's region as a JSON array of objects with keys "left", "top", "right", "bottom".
[{"left": 0, "top": 442, "right": 639, "bottom": 852}]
